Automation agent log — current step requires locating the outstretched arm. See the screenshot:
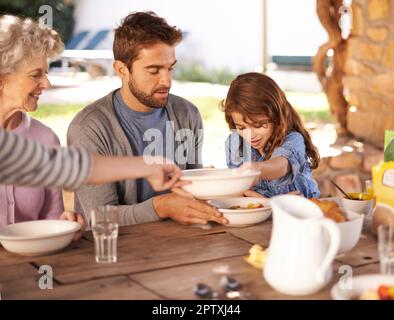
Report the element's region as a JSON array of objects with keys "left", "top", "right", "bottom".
[
  {"left": 0, "top": 129, "right": 185, "bottom": 191},
  {"left": 88, "top": 154, "right": 185, "bottom": 191},
  {"left": 242, "top": 157, "right": 290, "bottom": 180}
]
